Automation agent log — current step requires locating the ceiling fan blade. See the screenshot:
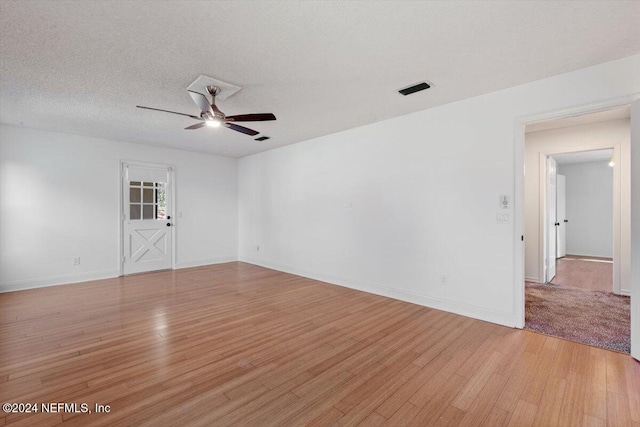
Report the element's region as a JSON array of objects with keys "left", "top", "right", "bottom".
[
  {"left": 188, "top": 91, "right": 212, "bottom": 114},
  {"left": 226, "top": 113, "right": 277, "bottom": 122},
  {"left": 137, "top": 105, "right": 202, "bottom": 120},
  {"left": 224, "top": 123, "right": 259, "bottom": 136},
  {"left": 185, "top": 122, "right": 206, "bottom": 130}
]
